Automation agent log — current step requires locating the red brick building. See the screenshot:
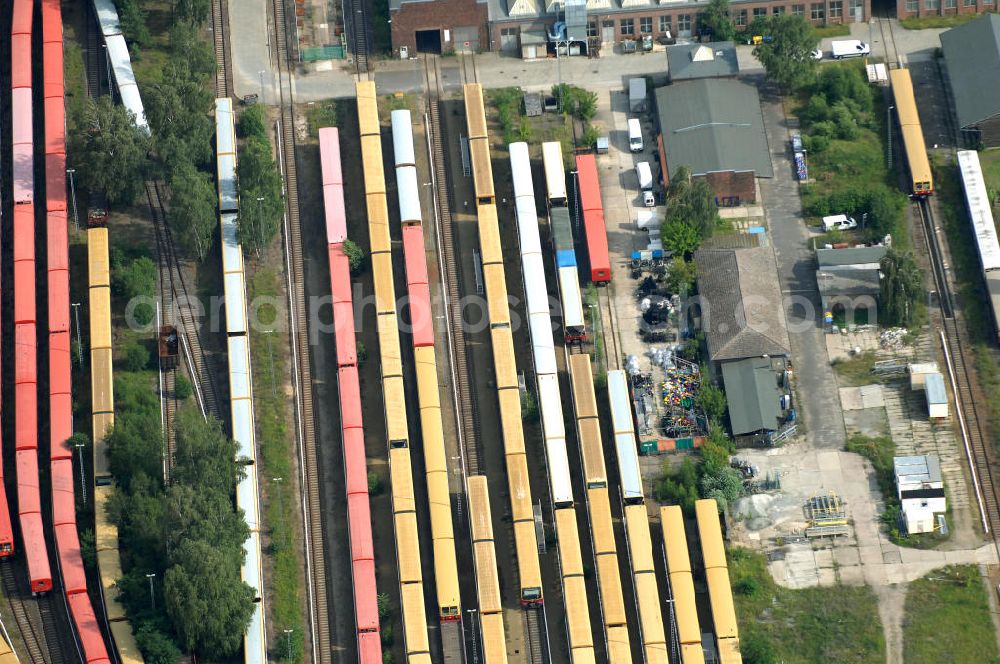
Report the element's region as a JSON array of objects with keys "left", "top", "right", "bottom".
[
  {"left": 896, "top": 0, "right": 996, "bottom": 19},
  {"left": 389, "top": 0, "right": 489, "bottom": 55}
]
